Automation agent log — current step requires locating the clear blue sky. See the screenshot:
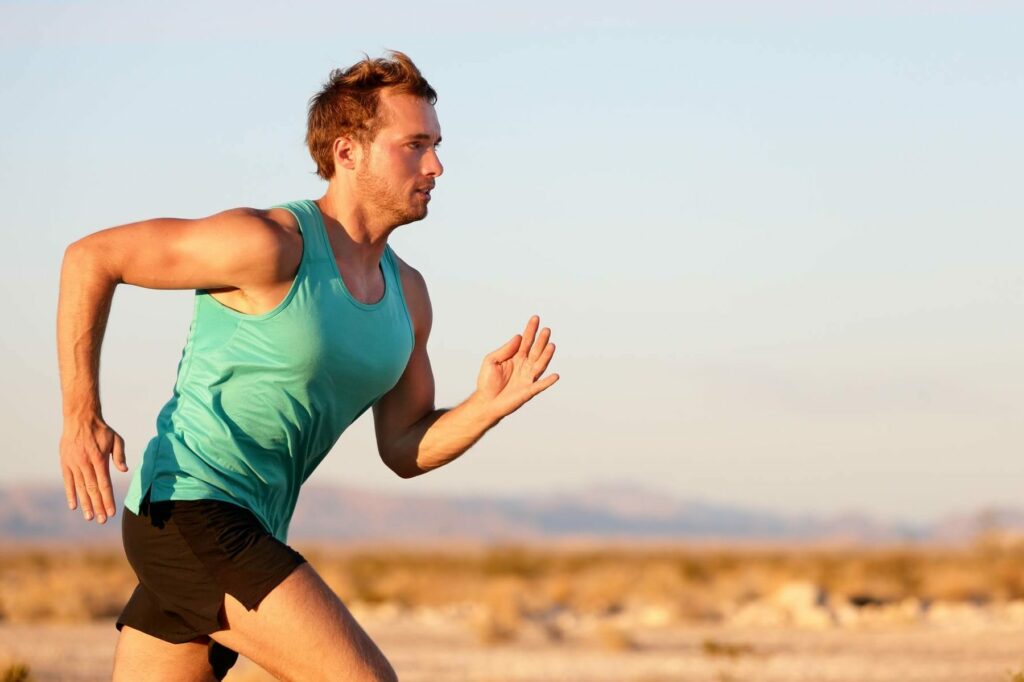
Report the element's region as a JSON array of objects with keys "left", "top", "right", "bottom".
[{"left": 2, "top": 1, "right": 1021, "bottom": 522}]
